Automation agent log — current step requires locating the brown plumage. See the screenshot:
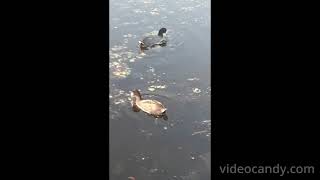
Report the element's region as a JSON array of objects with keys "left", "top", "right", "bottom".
[{"left": 131, "top": 89, "right": 167, "bottom": 120}]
